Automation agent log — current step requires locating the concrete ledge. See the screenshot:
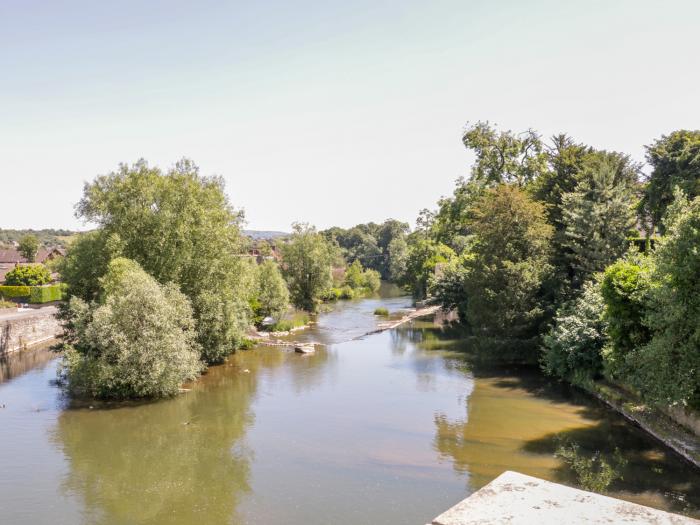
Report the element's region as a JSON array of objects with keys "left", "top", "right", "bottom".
[{"left": 430, "top": 471, "right": 699, "bottom": 525}]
